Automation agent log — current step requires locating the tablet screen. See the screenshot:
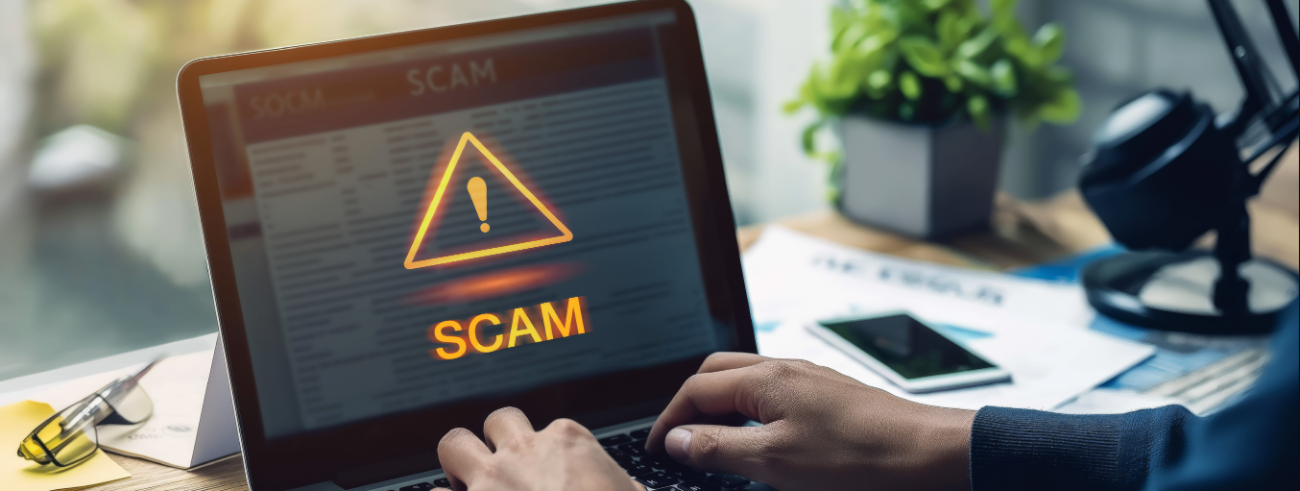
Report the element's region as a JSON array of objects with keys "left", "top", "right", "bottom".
[{"left": 195, "top": 9, "right": 721, "bottom": 439}]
